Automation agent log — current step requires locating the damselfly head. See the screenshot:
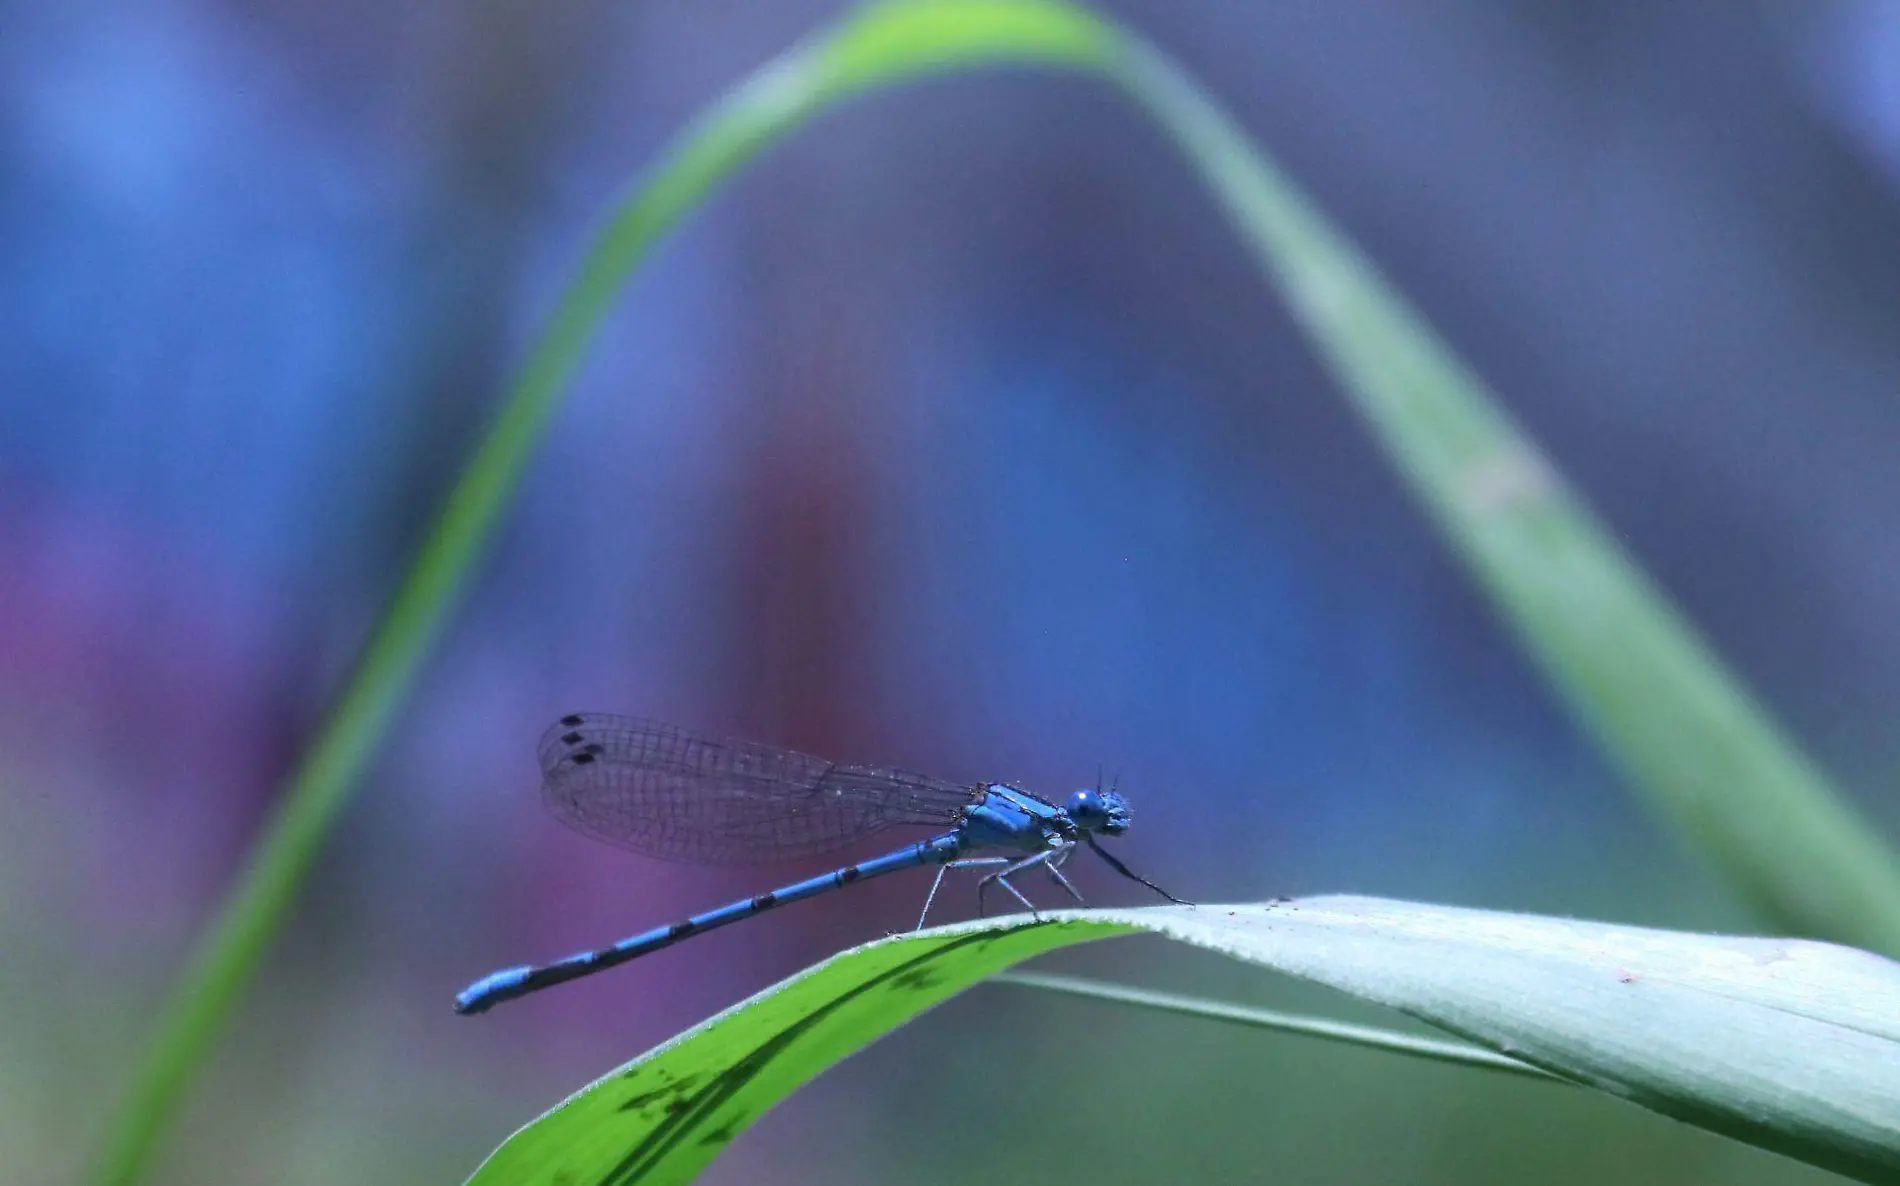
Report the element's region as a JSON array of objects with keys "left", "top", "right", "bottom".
[{"left": 1065, "top": 788, "right": 1131, "bottom": 835}]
